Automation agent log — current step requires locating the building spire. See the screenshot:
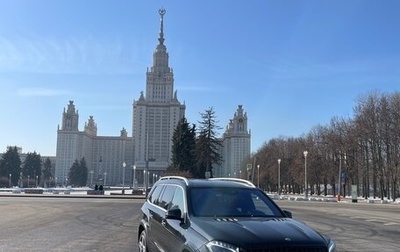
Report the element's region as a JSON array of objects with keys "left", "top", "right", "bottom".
[{"left": 158, "top": 8, "right": 166, "bottom": 45}]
